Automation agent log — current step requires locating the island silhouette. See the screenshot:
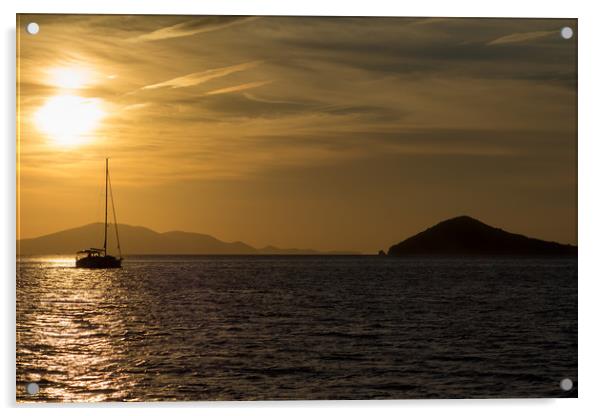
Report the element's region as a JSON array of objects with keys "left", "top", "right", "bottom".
[
  {"left": 17, "top": 223, "right": 356, "bottom": 256},
  {"left": 18, "top": 215, "right": 576, "bottom": 257},
  {"left": 387, "top": 216, "right": 577, "bottom": 257}
]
